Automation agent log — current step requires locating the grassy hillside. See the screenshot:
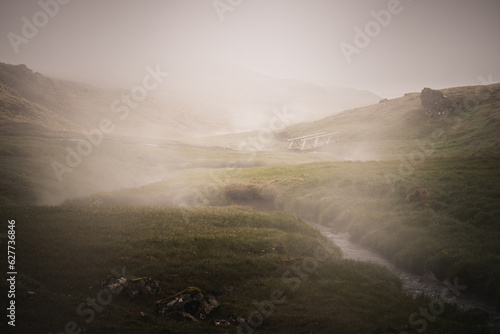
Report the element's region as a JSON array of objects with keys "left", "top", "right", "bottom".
[
  {"left": 176, "top": 83, "right": 500, "bottom": 162},
  {"left": 78, "top": 156, "right": 500, "bottom": 309},
  {"left": 207, "top": 158, "right": 500, "bottom": 298},
  {"left": 0, "top": 82, "right": 77, "bottom": 133},
  {"left": 0, "top": 62, "right": 235, "bottom": 138},
  {"left": 0, "top": 206, "right": 491, "bottom": 333},
  {"left": 282, "top": 84, "right": 500, "bottom": 159}
]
